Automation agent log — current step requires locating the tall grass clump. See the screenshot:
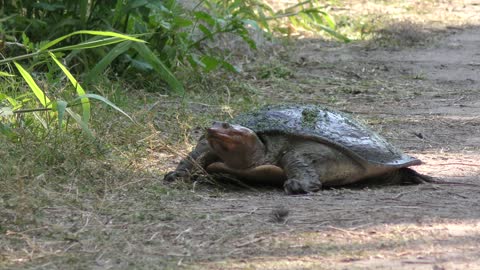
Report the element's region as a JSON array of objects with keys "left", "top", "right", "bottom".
[{"left": 1, "top": 0, "right": 347, "bottom": 139}]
